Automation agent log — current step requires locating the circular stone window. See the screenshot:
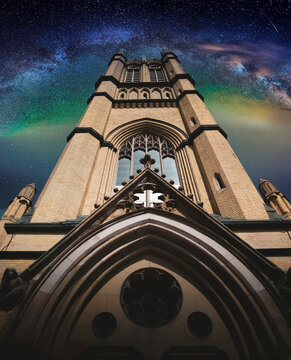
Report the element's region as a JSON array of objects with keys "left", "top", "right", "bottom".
[
  {"left": 120, "top": 268, "right": 182, "bottom": 328},
  {"left": 187, "top": 312, "right": 213, "bottom": 337},
  {"left": 92, "top": 312, "right": 117, "bottom": 338}
]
